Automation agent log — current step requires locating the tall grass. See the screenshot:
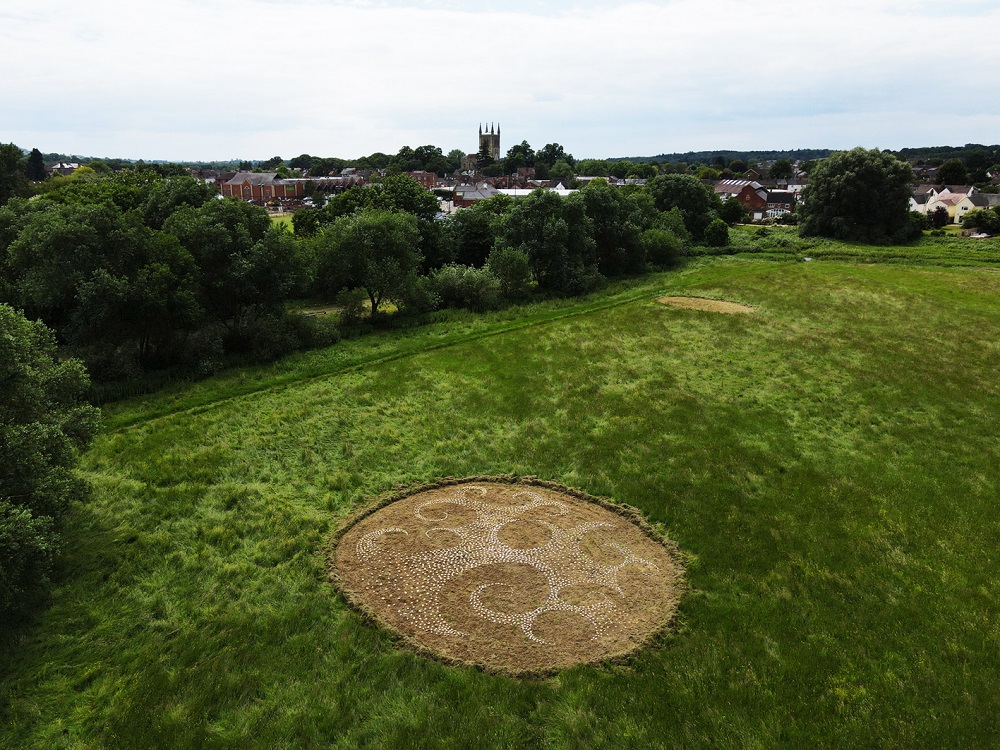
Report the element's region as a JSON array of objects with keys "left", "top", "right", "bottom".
[{"left": 2, "top": 258, "right": 998, "bottom": 748}]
